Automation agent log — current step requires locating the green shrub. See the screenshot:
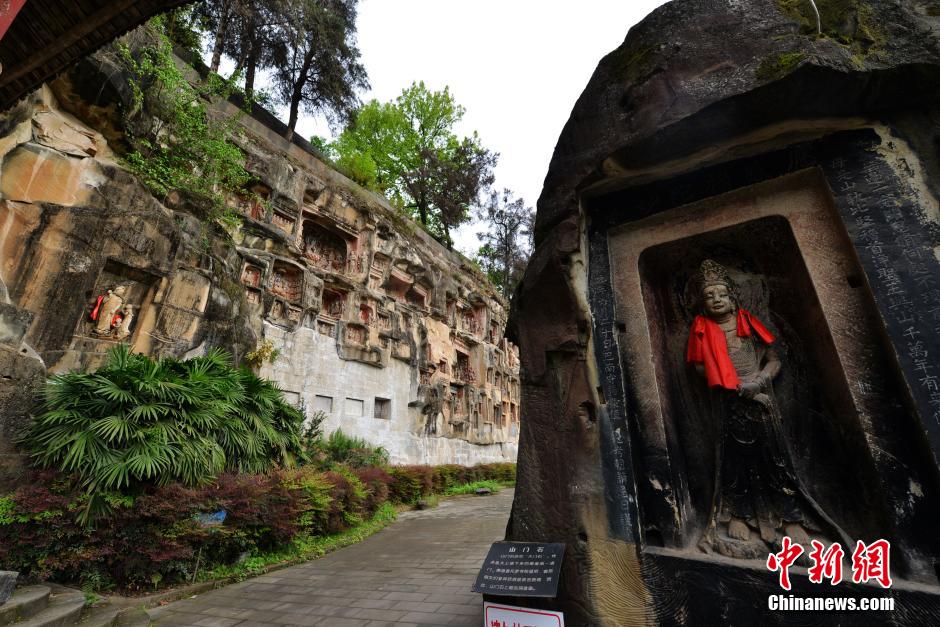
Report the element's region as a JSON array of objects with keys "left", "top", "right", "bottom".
[
  {"left": 20, "top": 345, "right": 304, "bottom": 519},
  {"left": 388, "top": 465, "right": 434, "bottom": 503},
  {"left": 0, "top": 460, "right": 515, "bottom": 592},
  {"left": 318, "top": 429, "right": 390, "bottom": 468}
]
